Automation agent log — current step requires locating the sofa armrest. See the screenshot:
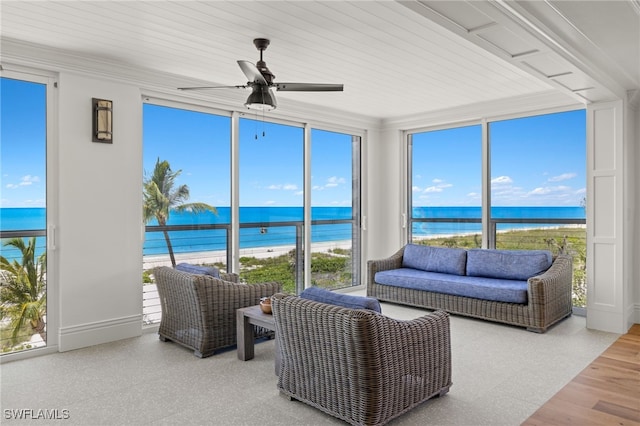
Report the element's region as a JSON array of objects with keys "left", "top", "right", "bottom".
[
  {"left": 376, "top": 310, "right": 452, "bottom": 383},
  {"left": 367, "top": 246, "right": 405, "bottom": 286},
  {"left": 219, "top": 272, "right": 239, "bottom": 283},
  {"left": 527, "top": 254, "right": 573, "bottom": 324}
]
